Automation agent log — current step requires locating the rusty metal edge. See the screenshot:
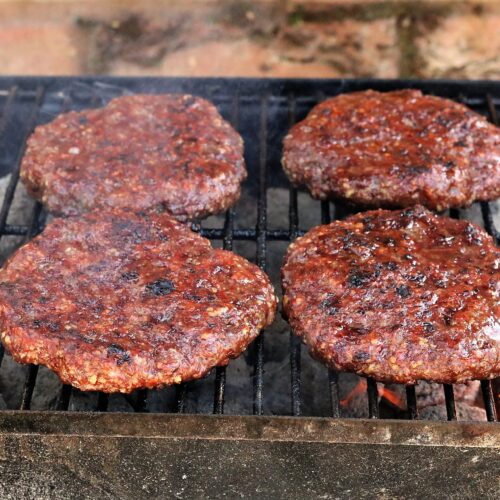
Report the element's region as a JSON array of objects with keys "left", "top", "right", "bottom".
[{"left": 0, "top": 411, "right": 498, "bottom": 448}]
